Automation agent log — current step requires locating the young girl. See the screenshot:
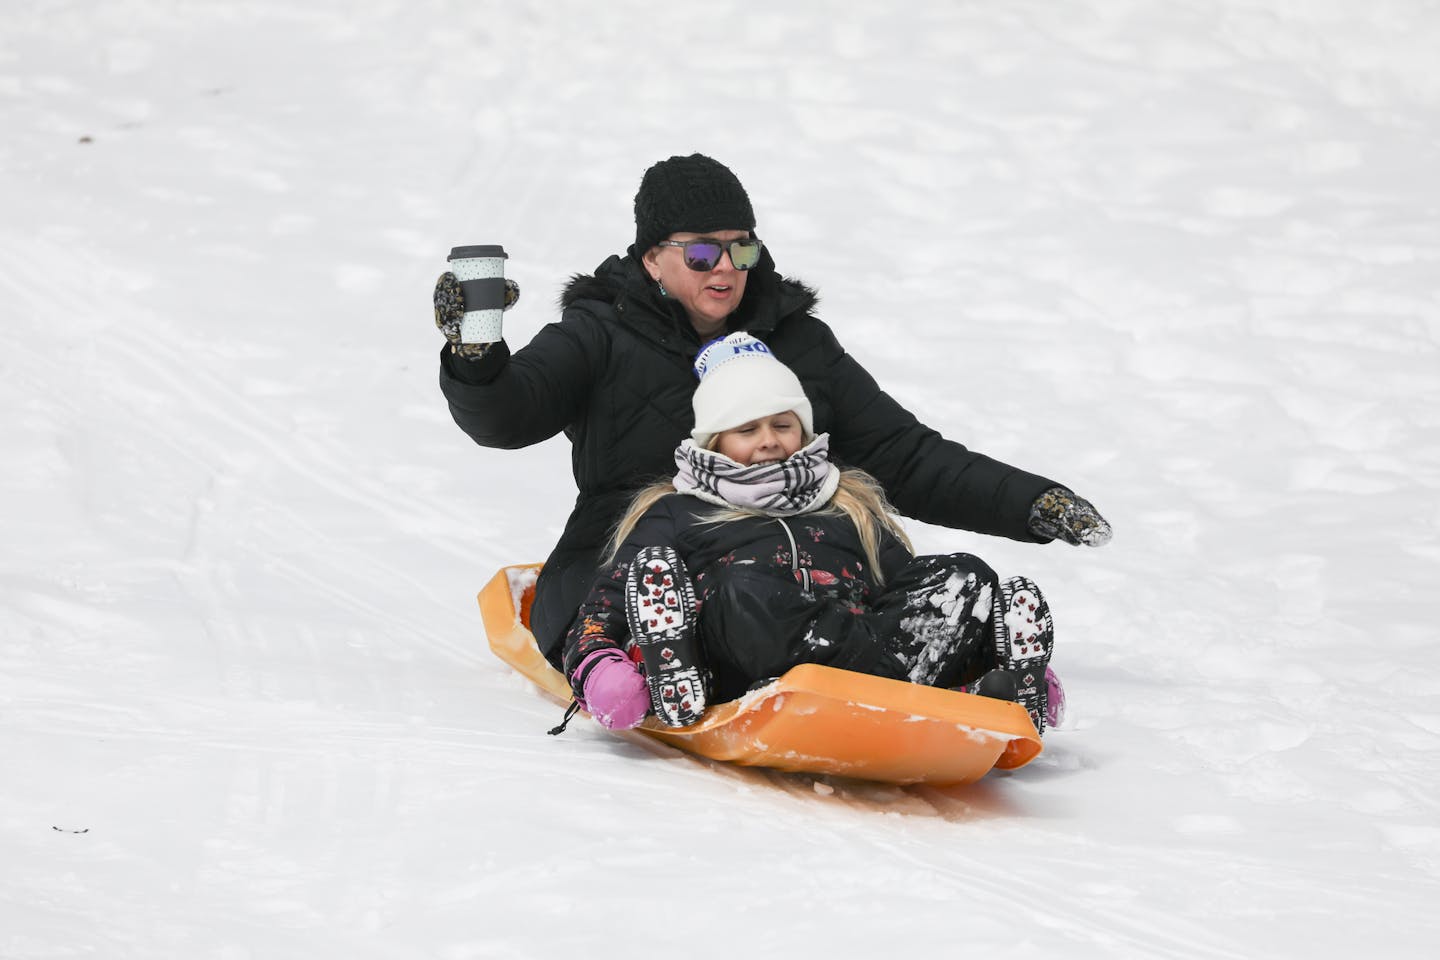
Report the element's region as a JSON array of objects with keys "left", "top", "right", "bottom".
[{"left": 561, "top": 333, "right": 1063, "bottom": 735}]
